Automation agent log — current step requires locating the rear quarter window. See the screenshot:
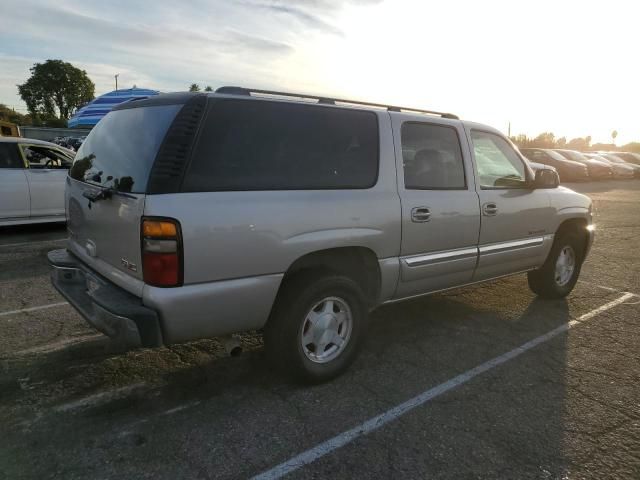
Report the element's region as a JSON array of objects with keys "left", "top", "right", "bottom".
[{"left": 182, "top": 100, "right": 379, "bottom": 191}]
